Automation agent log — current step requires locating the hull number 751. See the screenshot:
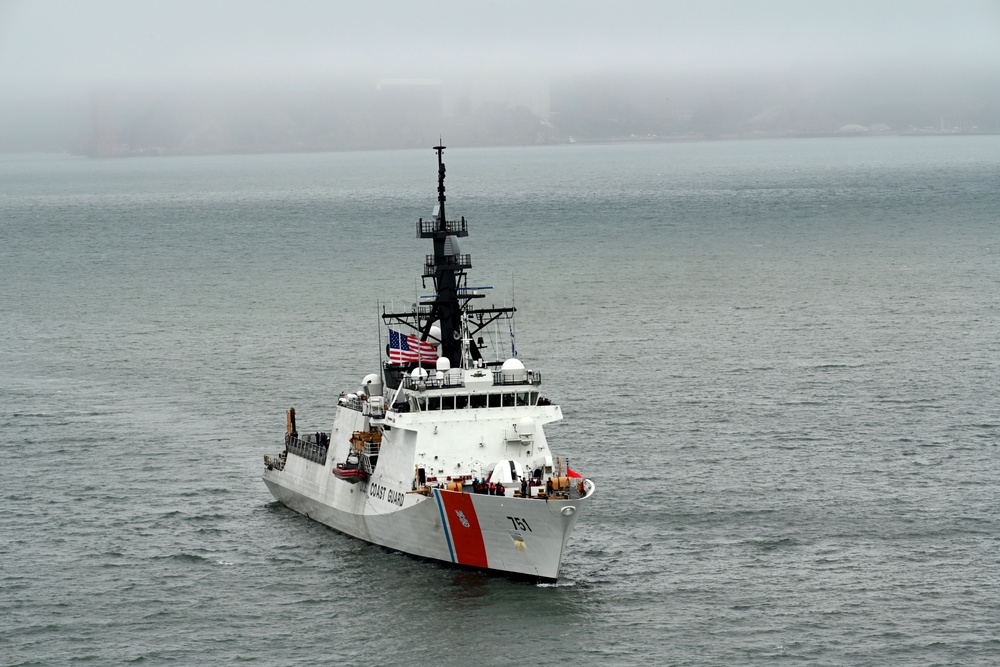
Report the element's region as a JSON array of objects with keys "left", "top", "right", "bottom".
[{"left": 506, "top": 516, "right": 531, "bottom": 532}]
